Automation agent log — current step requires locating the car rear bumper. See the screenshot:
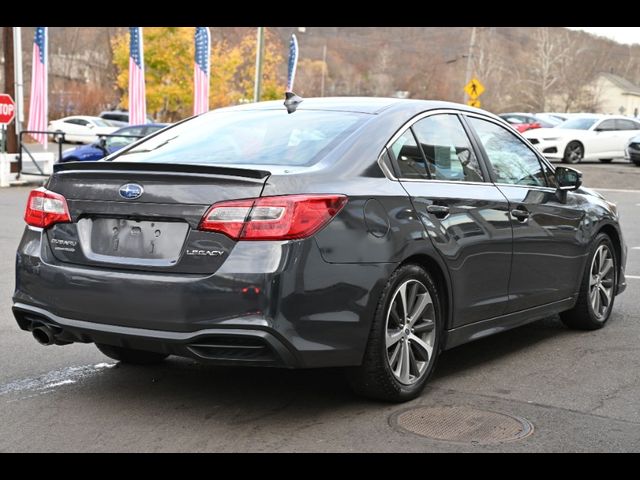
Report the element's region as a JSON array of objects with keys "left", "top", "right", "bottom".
[
  {"left": 14, "top": 227, "right": 393, "bottom": 368},
  {"left": 13, "top": 302, "right": 300, "bottom": 367}
]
